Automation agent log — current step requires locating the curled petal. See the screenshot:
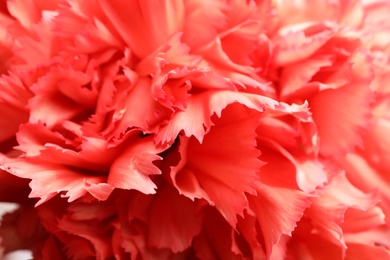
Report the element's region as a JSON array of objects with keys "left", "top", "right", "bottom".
[
  {"left": 170, "top": 104, "right": 264, "bottom": 225},
  {"left": 1, "top": 158, "right": 110, "bottom": 205},
  {"left": 248, "top": 182, "right": 311, "bottom": 257},
  {"left": 274, "top": 22, "right": 335, "bottom": 66},
  {"left": 108, "top": 136, "right": 167, "bottom": 194},
  {"left": 155, "top": 90, "right": 309, "bottom": 144}
]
